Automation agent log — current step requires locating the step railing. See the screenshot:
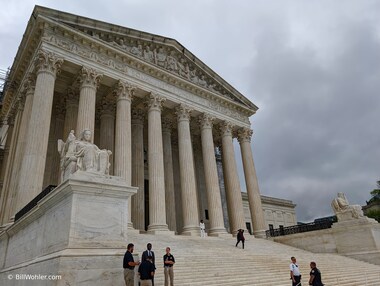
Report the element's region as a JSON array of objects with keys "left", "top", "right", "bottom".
[
  {"left": 14, "top": 185, "right": 57, "bottom": 222},
  {"left": 265, "top": 220, "right": 334, "bottom": 238}
]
